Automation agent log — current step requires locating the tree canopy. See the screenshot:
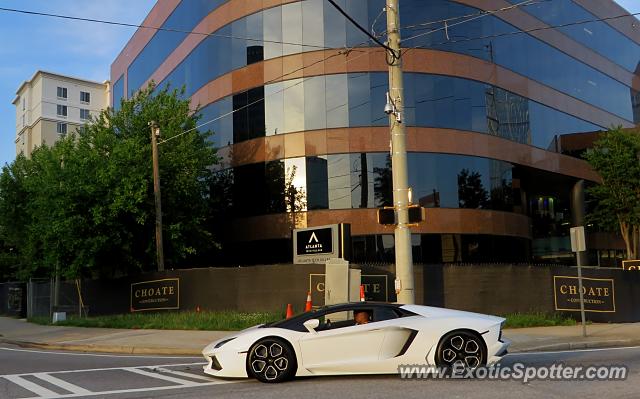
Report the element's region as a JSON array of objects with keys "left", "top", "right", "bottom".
[
  {"left": 0, "top": 84, "right": 219, "bottom": 280},
  {"left": 584, "top": 126, "right": 640, "bottom": 260}
]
